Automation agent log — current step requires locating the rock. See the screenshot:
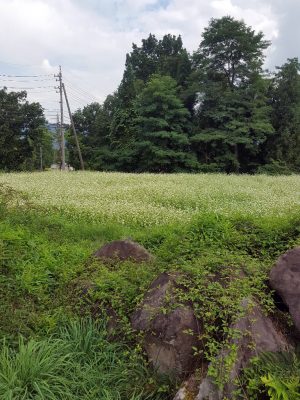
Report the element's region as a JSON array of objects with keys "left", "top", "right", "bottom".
[
  {"left": 131, "top": 272, "right": 202, "bottom": 377},
  {"left": 93, "top": 239, "right": 153, "bottom": 263},
  {"left": 269, "top": 247, "right": 300, "bottom": 332},
  {"left": 172, "top": 374, "right": 204, "bottom": 400},
  {"left": 173, "top": 387, "right": 187, "bottom": 400},
  {"left": 196, "top": 298, "right": 289, "bottom": 400},
  {"left": 196, "top": 377, "right": 221, "bottom": 400}
]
